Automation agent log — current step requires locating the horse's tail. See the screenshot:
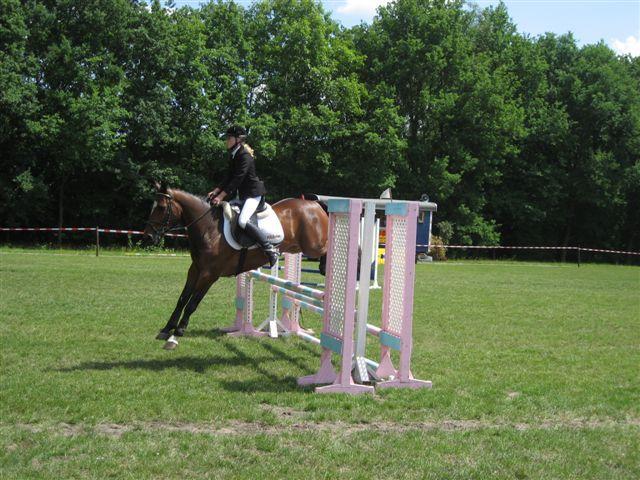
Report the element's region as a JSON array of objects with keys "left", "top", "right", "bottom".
[{"left": 299, "top": 193, "right": 328, "bottom": 275}]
